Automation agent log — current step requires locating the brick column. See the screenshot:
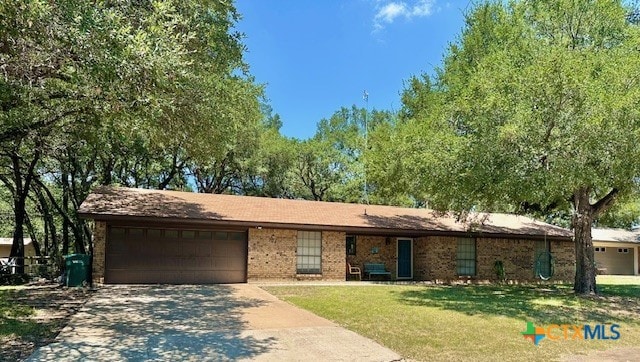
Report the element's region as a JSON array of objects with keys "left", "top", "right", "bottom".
[
  {"left": 92, "top": 221, "right": 106, "bottom": 284},
  {"left": 321, "top": 231, "right": 347, "bottom": 280},
  {"left": 247, "top": 228, "right": 297, "bottom": 280}
]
